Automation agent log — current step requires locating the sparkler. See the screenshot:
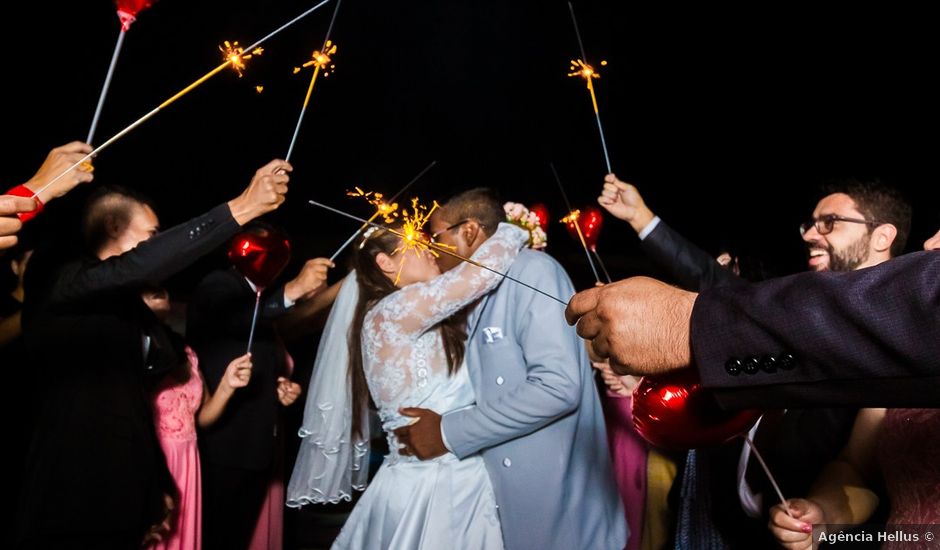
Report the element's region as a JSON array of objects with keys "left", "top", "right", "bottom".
[
  {"left": 567, "top": 1, "right": 612, "bottom": 173},
  {"left": 550, "top": 163, "right": 604, "bottom": 284},
  {"left": 560, "top": 209, "right": 602, "bottom": 285},
  {"left": 31, "top": 0, "right": 333, "bottom": 199},
  {"left": 309, "top": 199, "right": 568, "bottom": 306},
  {"left": 328, "top": 160, "right": 438, "bottom": 261},
  {"left": 285, "top": 0, "right": 342, "bottom": 162}
]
